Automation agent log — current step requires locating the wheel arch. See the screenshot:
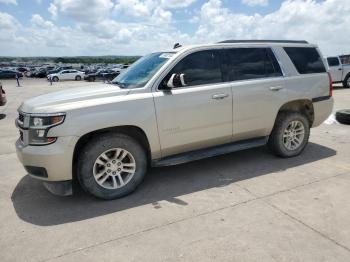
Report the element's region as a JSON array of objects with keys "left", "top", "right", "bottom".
[
  {"left": 343, "top": 72, "right": 350, "bottom": 87},
  {"left": 72, "top": 125, "right": 151, "bottom": 181},
  {"left": 276, "top": 99, "right": 314, "bottom": 126}
]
